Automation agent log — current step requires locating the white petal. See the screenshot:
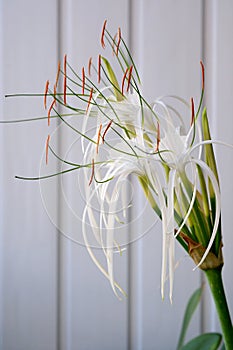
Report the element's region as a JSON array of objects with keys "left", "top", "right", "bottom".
[
  {"left": 191, "top": 159, "right": 221, "bottom": 269},
  {"left": 82, "top": 204, "right": 126, "bottom": 298}
]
